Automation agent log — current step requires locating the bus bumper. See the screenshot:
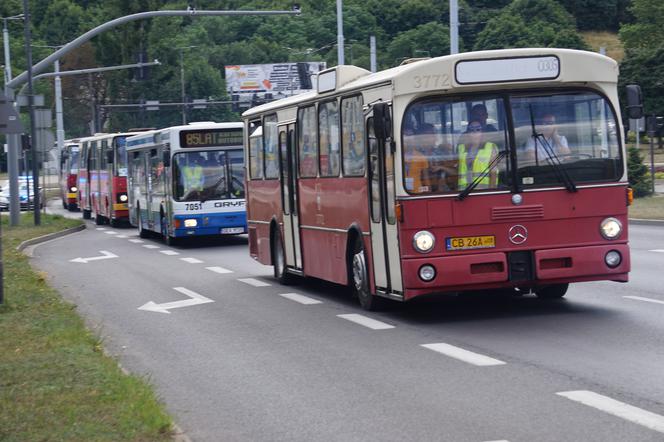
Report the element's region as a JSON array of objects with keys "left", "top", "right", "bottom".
[
  {"left": 401, "top": 243, "right": 630, "bottom": 300},
  {"left": 173, "top": 212, "right": 247, "bottom": 237}
]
